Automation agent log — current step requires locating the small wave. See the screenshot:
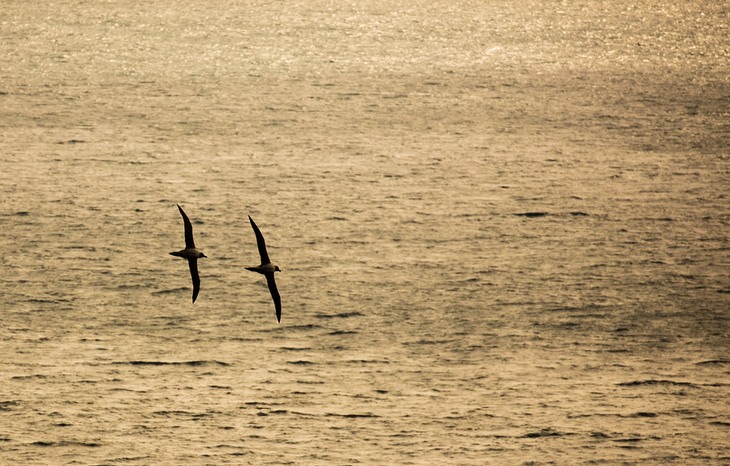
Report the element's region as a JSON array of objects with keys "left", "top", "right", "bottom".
[
  {"left": 617, "top": 379, "right": 694, "bottom": 387},
  {"left": 61, "top": 245, "right": 96, "bottom": 251},
  {"left": 105, "top": 456, "right": 151, "bottom": 463},
  {"left": 109, "top": 388, "right": 148, "bottom": 393},
  {"left": 325, "top": 412, "right": 380, "bottom": 419},
  {"left": 514, "top": 212, "right": 548, "bottom": 218},
  {"left": 252, "top": 409, "right": 289, "bottom": 417},
  {"left": 115, "top": 360, "right": 230, "bottom": 366},
  {"left": 314, "top": 311, "right": 364, "bottom": 319},
  {"left": 614, "top": 437, "right": 644, "bottom": 444},
  {"left": 628, "top": 412, "right": 658, "bottom": 418},
  {"left": 116, "top": 283, "right": 146, "bottom": 290},
  {"left": 0, "top": 401, "right": 19, "bottom": 411},
  {"left": 55, "top": 139, "right": 86, "bottom": 145},
  {"left": 404, "top": 338, "right": 457, "bottom": 346},
  {"left": 153, "top": 410, "right": 213, "bottom": 419},
  {"left": 521, "top": 428, "right": 569, "bottom": 438},
  {"left": 268, "top": 409, "right": 291, "bottom": 415},
  {"left": 279, "top": 324, "right": 322, "bottom": 331},
  {"left": 697, "top": 359, "right": 730, "bottom": 365},
  {"left": 151, "top": 287, "right": 189, "bottom": 295},
  {"left": 27, "top": 298, "right": 63, "bottom": 304},
  {"left": 345, "top": 359, "right": 390, "bottom": 364},
  {"left": 31, "top": 440, "right": 101, "bottom": 447}
]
